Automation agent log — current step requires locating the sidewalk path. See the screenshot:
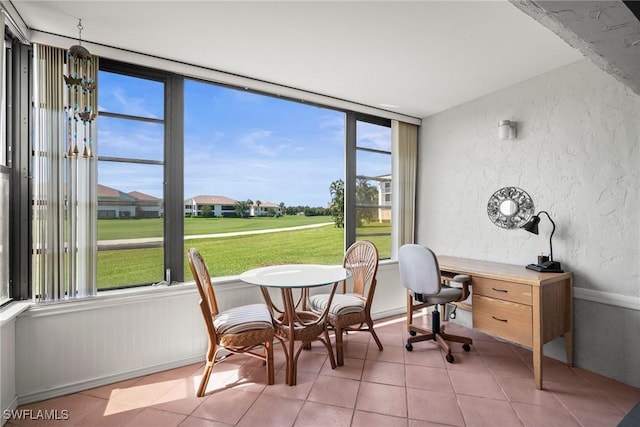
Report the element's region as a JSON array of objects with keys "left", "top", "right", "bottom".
[{"left": 98, "top": 222, "right": 334, "bottom": 249}]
